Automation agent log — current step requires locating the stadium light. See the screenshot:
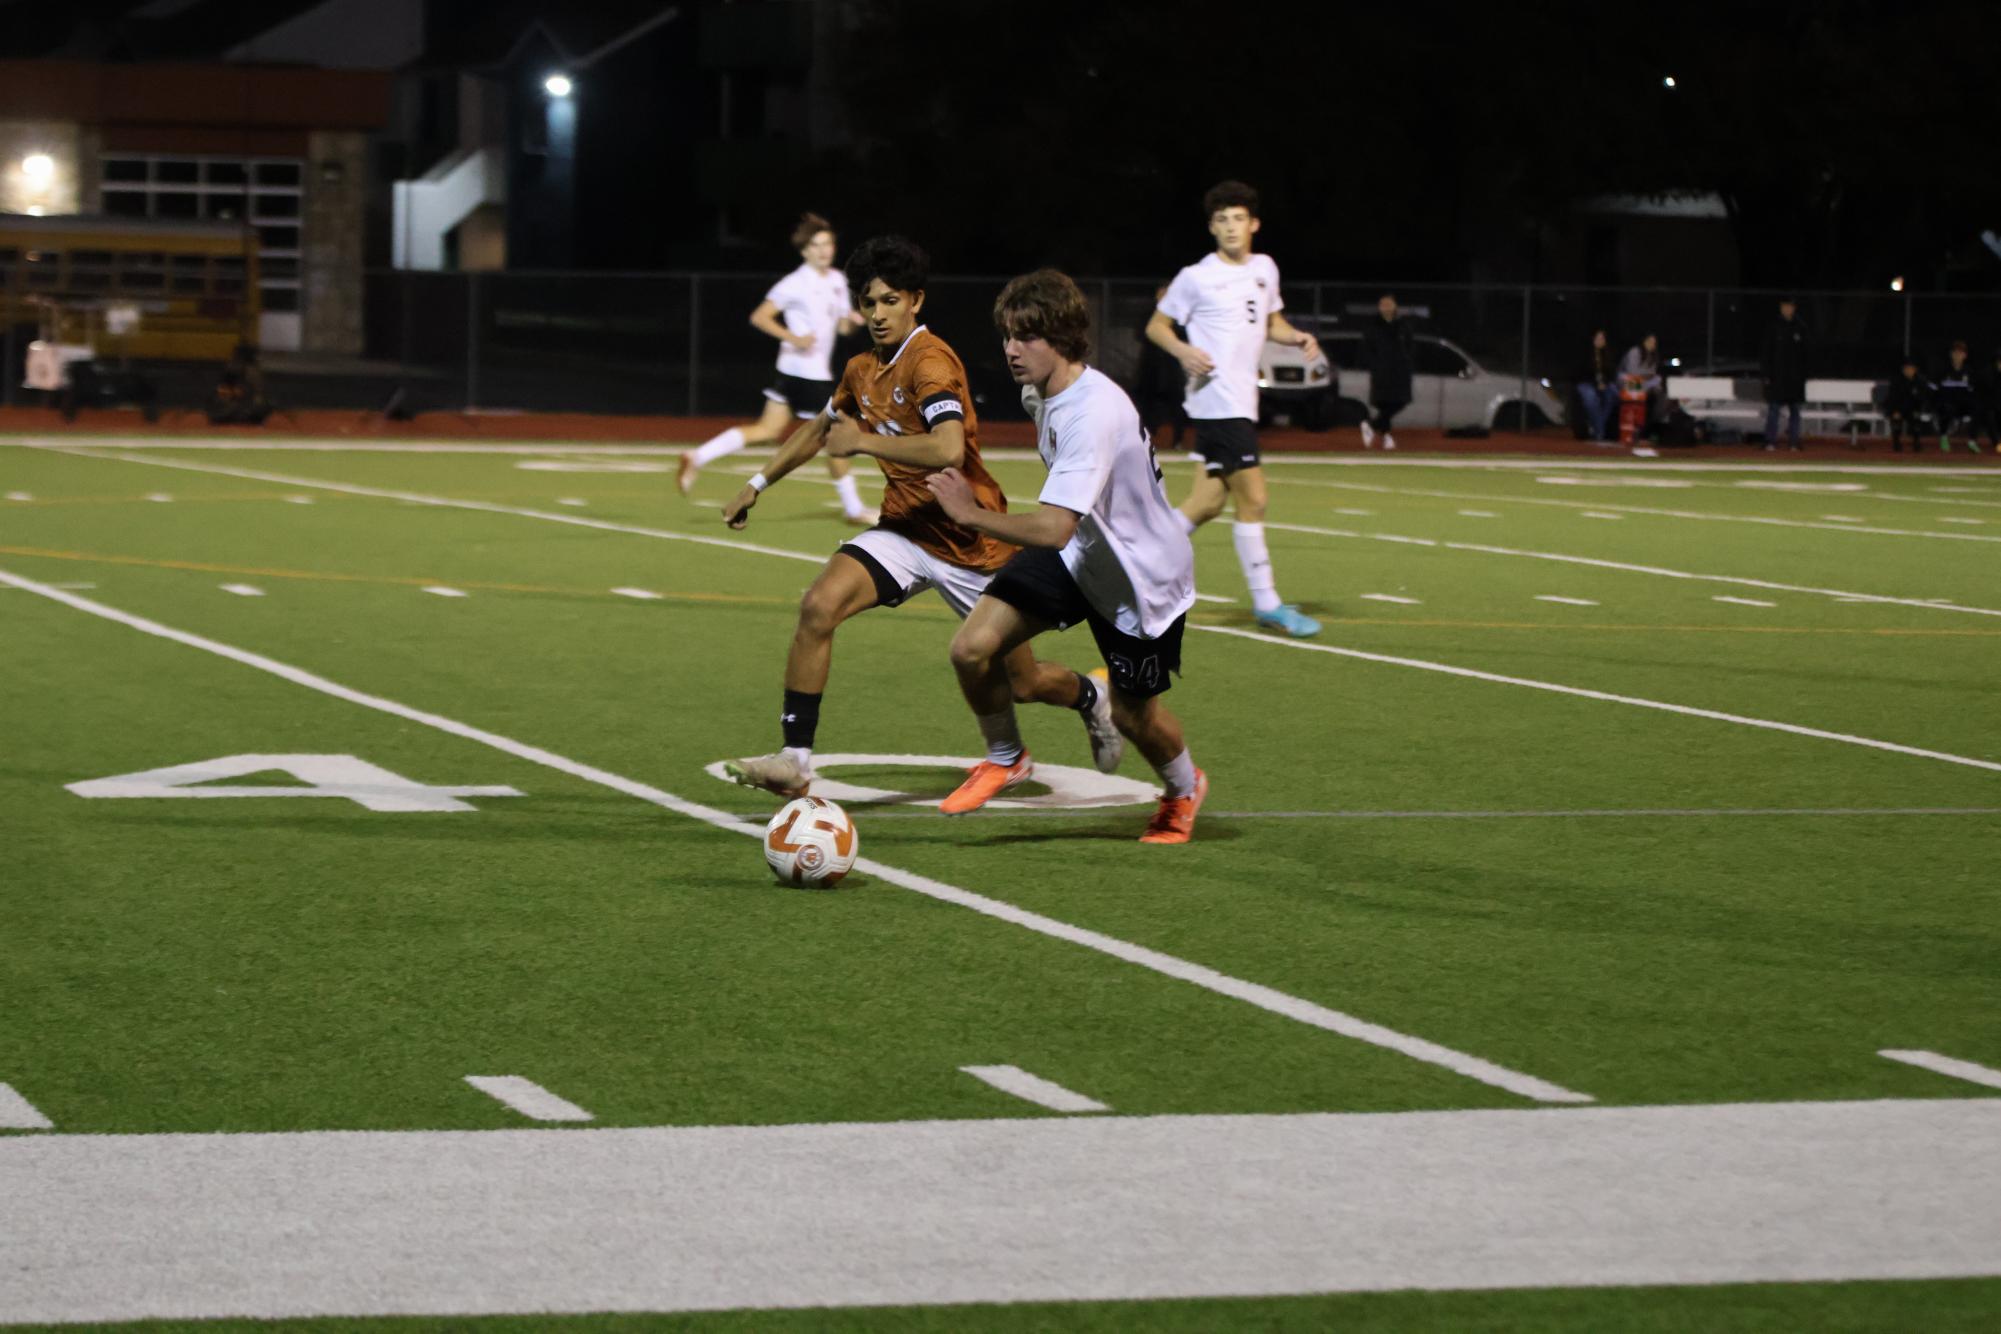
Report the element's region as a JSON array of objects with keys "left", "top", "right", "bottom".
[
  {"left": 21, "top": 153, "right": 54, "bottom": 186},
  {"left": 1889, "top": 276, "right": 1905, "bottom": 292},
  {"left": 1662, "top": 75, "right": 1678, "bottom": 89},
  {"left": 543, "top": 73, "right": 573, "bottom": 98}
]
